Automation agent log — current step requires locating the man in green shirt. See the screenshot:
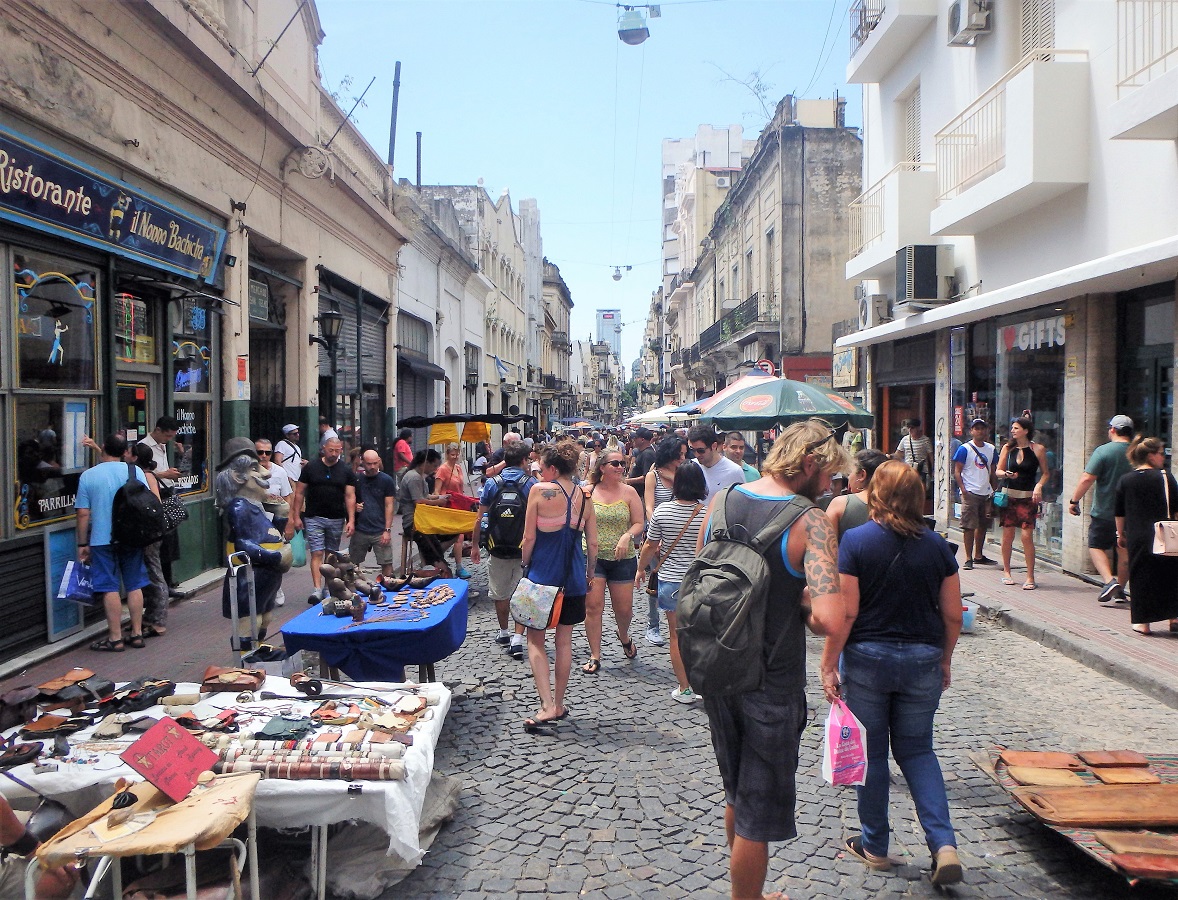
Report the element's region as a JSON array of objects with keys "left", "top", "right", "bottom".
[
  {"left": 724, "top": 432, "right": 760, "bottom": 482},
  {"left": 1068, "top": 415, "right": 1134, "bottom": 604}
]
